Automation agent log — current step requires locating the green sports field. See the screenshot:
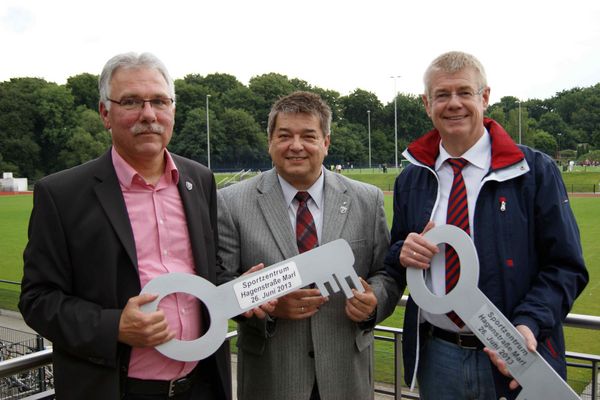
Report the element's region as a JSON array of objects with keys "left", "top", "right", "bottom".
[{"left": 1, "top": 174, "right": 599, "bottom": 392}]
